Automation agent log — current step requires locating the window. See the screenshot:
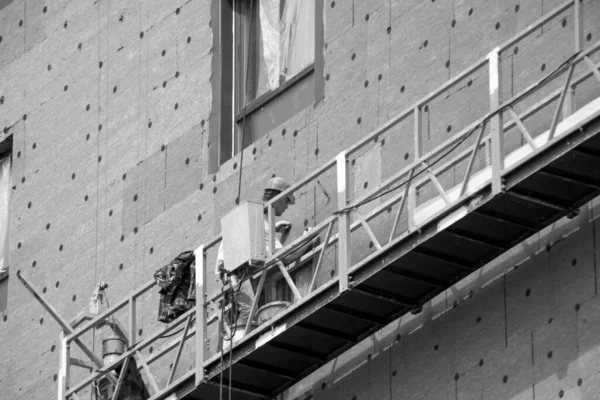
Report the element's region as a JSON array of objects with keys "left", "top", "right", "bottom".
[
  {"left": 210, "top": 0, "right": 324, "bottom": 169},
  {"left": 236, "top": 0, "right": 315, "bottom": 104},
  {"left": 0, "top": 153, "right": 11, "bottom": 313}
]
